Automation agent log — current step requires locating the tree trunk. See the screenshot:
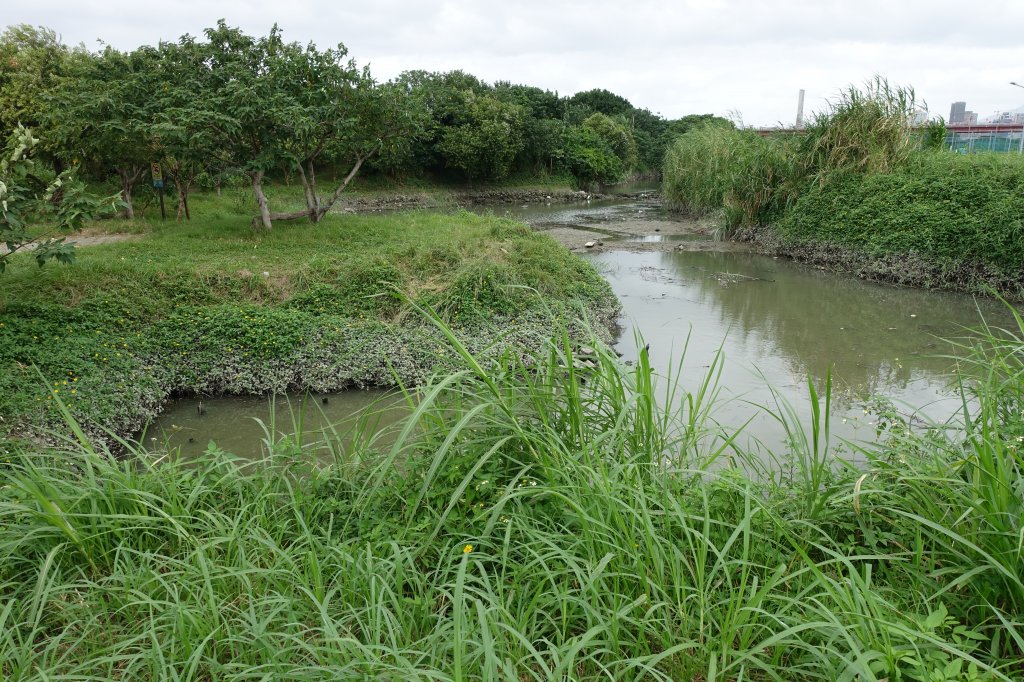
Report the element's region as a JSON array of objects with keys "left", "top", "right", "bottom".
[
  {"left": 296, "top": 163, "right": 319, "bottom": 222},
  {"left": 307, "top": 161, "right": 322, "bottom": 222},
  {"left": 170, "top": 169, "right": 193, "bottom": 222},
  {"left": 116, "top": 167, "right": 141, "bottom": 220},
  {"left": 253, "top": 152, "right": 374, "bottom": 226},
  {"left": 314, "top": 151, "right": 374, "bottom": 219},
  {"left": 176, "top": 183, "right": 193, "bottom": 222},
  {"left": 250, "top": 171, "right": 272, "bottom": 230}
]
